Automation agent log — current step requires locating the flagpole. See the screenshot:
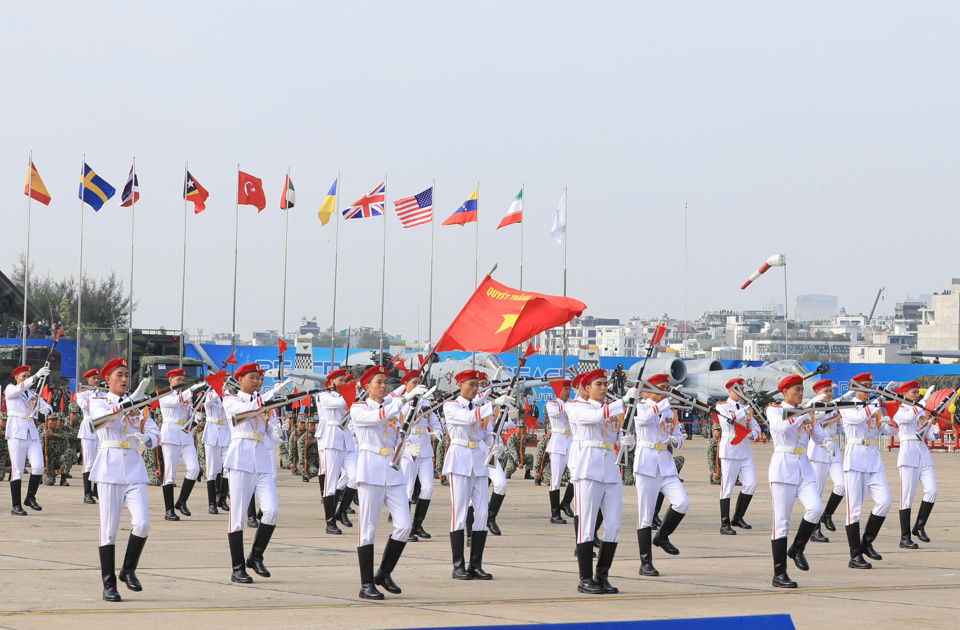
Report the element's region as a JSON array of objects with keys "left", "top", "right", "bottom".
[
  {"left": 280, "top": 167, "right": 291, "bottom": 379},
  {"left": 231, "top": 163, "right": 239, "bottom": 367},
  {"left": 179, "top": 162, "right": 188, "bottom": 369},
  {"left": 77, "top": 154, "right": 86, "bottom": 381},
  {"left": 561, "top": 187, "right": 568, "bottom": 374},
  {"left": 127, "top": 156, "right": 136, "bottom": 370},
  {"left": 472, "top": 181, "right": 479, "bottom": 369},
  {"left": 379, "top": 175, "right": 388, "bottom": 366},
  {"left": 330, "top": 172, "right": 341, "bottom": 370},
  {"left": 22, "top": 151, "right": 33, "bottom": 360},
  {"left": 427, "top": 178, "right": 436, "bottom": 354},
  {"left": 517, "top": 182, "right": 524, "bottom": 362}
]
